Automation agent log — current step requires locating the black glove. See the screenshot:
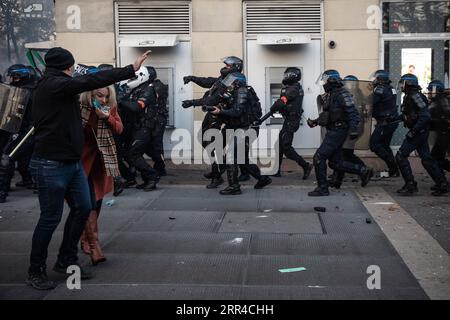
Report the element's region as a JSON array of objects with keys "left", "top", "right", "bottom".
[
  {"left": 307, "top": 118, "right": 317, "bottom": 128},
  {"left": 183, "top": 76, "right": 194, "bottom": 85},
  {"left": 406, "top": 129, "right": 416, "bottom": 140},
  {"left": 349, "top": 129, "right": 359, "bottom": 140},
  {"left": 182, "top": 100, "right": 194, "bottom": 109},
  {"left": 270, "top": 99, "right": 285, "bottom": 113},
  {"left": 252, "top": 119, "right": 262, "bottom": 127}
]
